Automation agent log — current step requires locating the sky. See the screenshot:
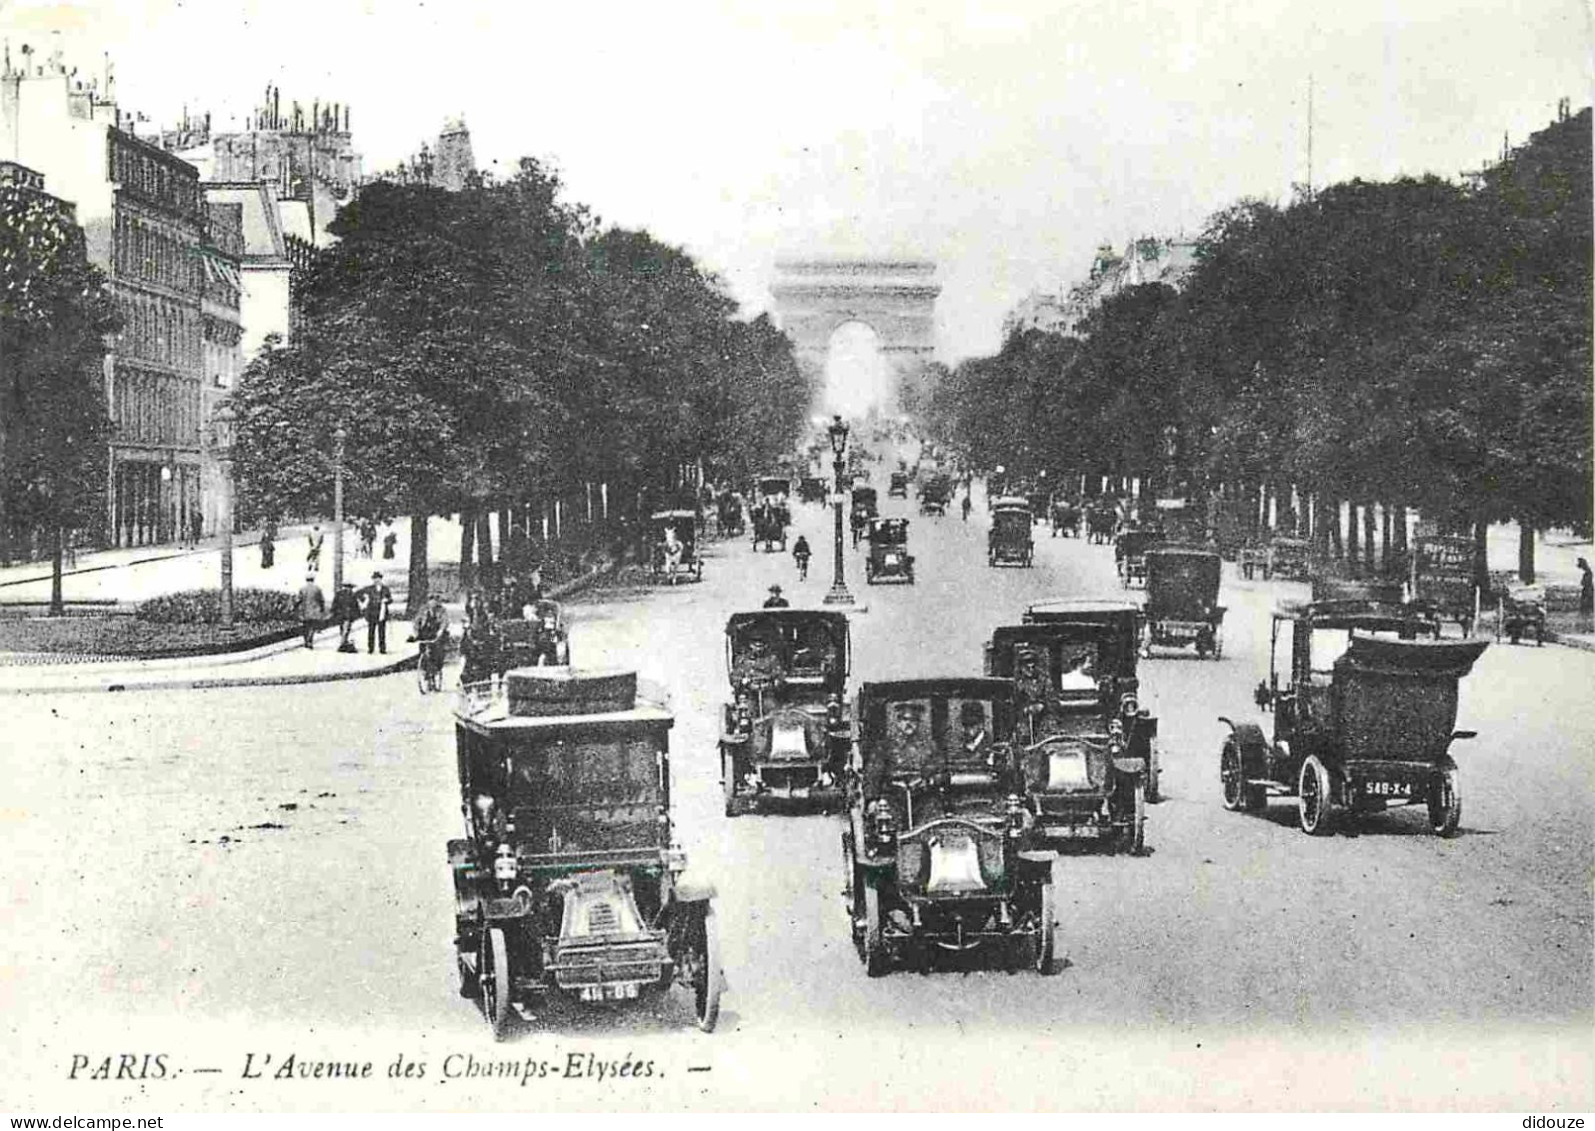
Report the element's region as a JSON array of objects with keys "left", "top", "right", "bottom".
[{"left": 2, "top": 0, "right": 1591, "bottom": 363}]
